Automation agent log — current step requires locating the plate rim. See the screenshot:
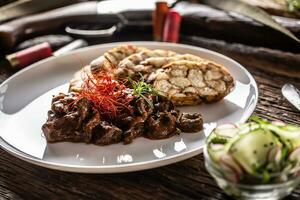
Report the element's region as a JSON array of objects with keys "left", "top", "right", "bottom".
[{"left": 0, "top": 41, "right": 258, "bottom": 173}]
